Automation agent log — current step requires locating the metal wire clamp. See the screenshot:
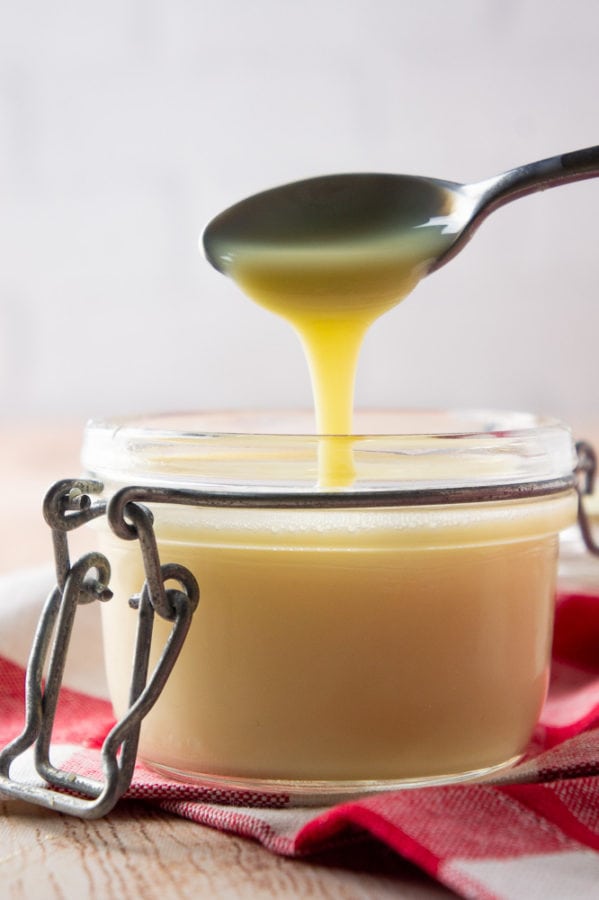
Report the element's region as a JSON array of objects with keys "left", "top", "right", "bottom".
[
  {"left": 575, "top": 441, "right": 599, "bottom": 556},
  {"left": 0, "top": 479, "right": 199, "bottom": 819}
]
